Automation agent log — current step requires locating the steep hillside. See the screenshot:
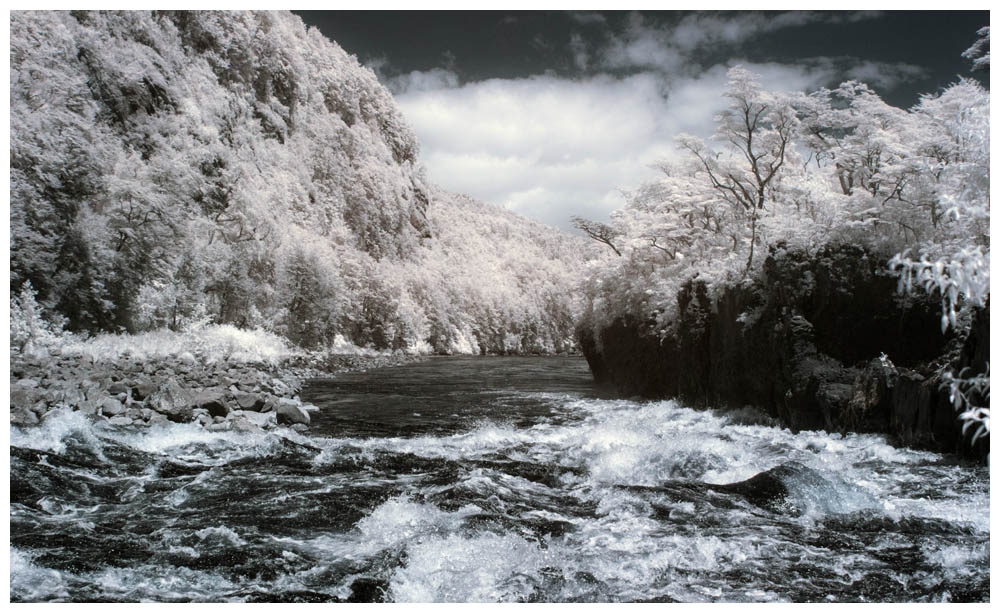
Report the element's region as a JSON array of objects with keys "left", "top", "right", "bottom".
[{"left": 10, "top": 10, "right": 585, "bottom": 353}]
